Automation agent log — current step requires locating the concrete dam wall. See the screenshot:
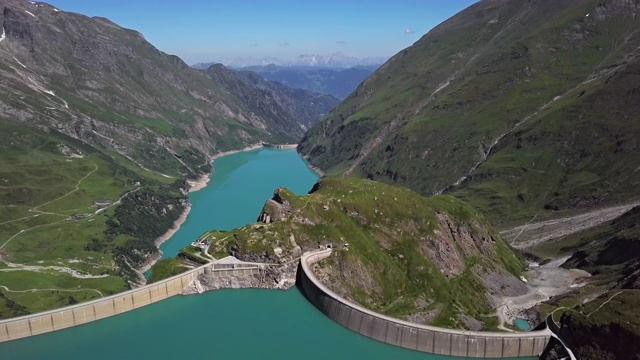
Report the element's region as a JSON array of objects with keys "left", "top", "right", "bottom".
[
  {"left": 0, "top": 247, "right": 554, "bottom": 358},
  {"left": 298, "top": 249, "right": 551, "bottom": 358},
  {"left": 262, "top": 143, "right": 298, "bottom": 149},
  {"left": 0, "top": 266, "right": 258, "bottom": 343}
]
